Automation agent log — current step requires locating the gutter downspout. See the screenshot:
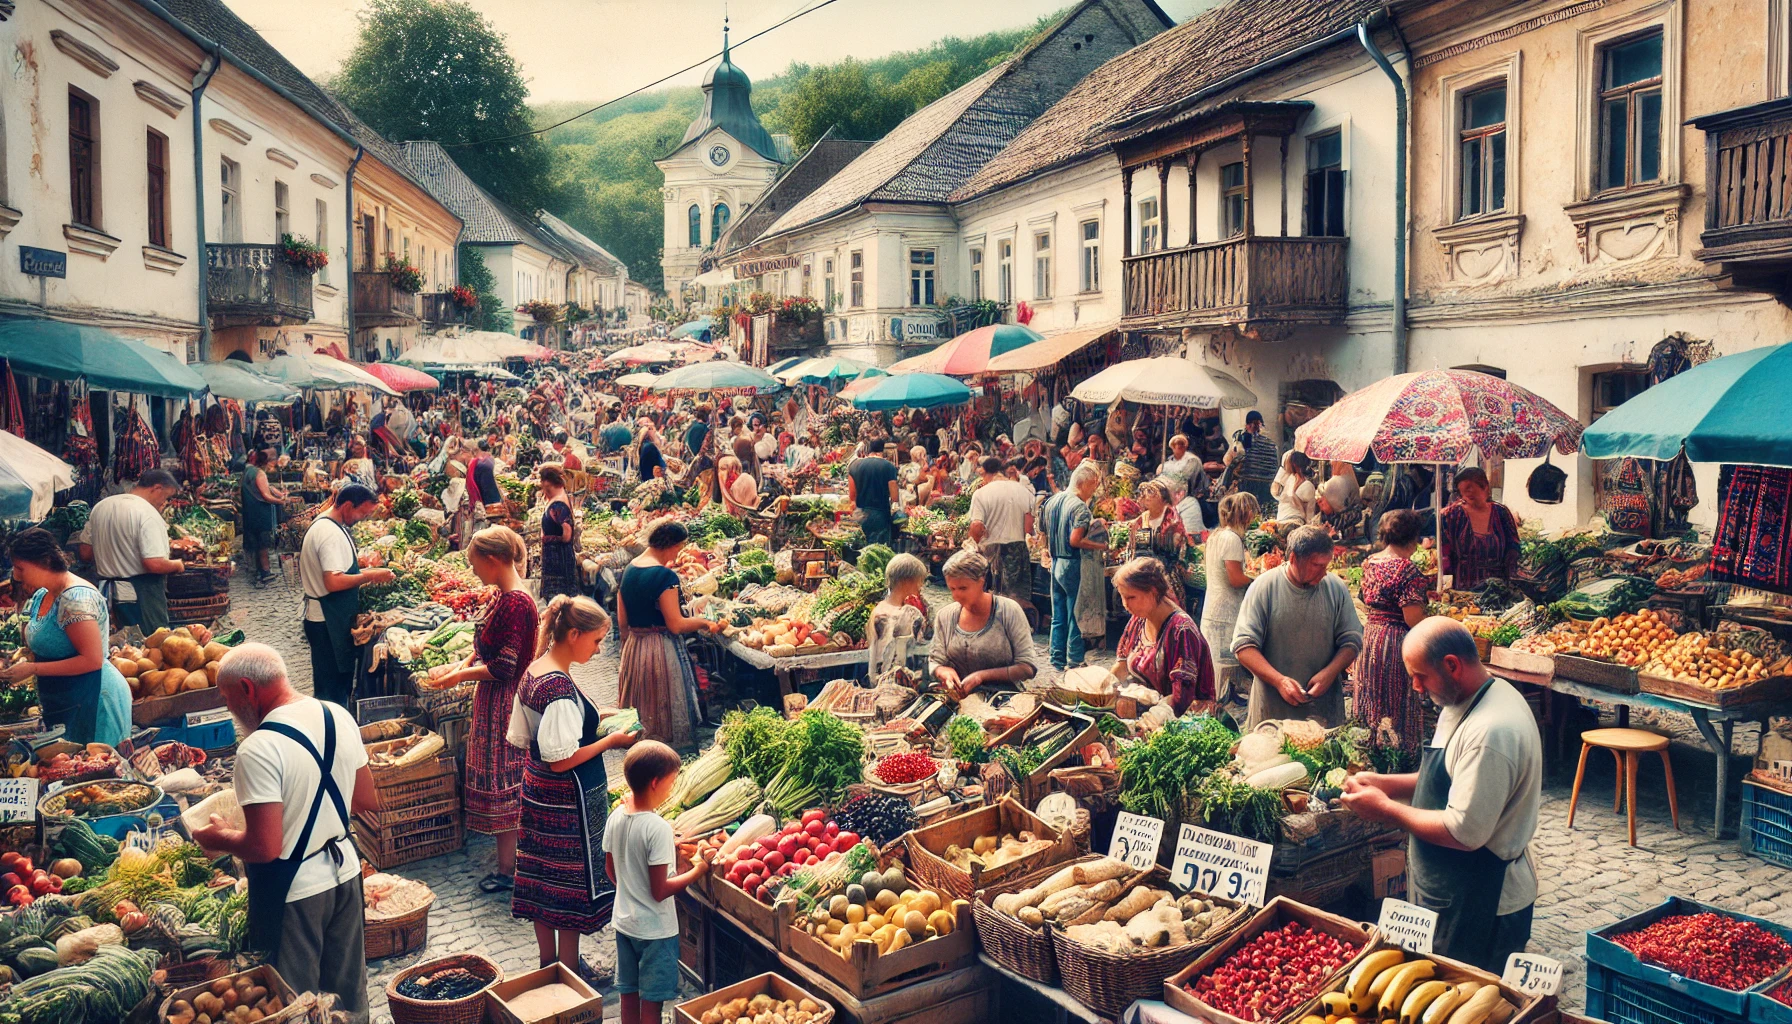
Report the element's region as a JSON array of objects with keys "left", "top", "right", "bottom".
[
  {"left": 344, "top": 145, "right": 365, "bottom": 357},
  {"left": 191, "top": 50, "right": 220, "bottom": 361},
  {"left": 1358, "top": 21, "right": 1409, "bottom": 376}
]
